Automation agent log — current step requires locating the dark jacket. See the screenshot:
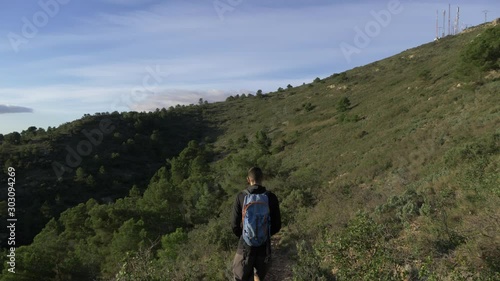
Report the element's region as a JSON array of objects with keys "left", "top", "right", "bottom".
[{"left": 231, "top": 185, "right": 281, "bottom": 242}]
